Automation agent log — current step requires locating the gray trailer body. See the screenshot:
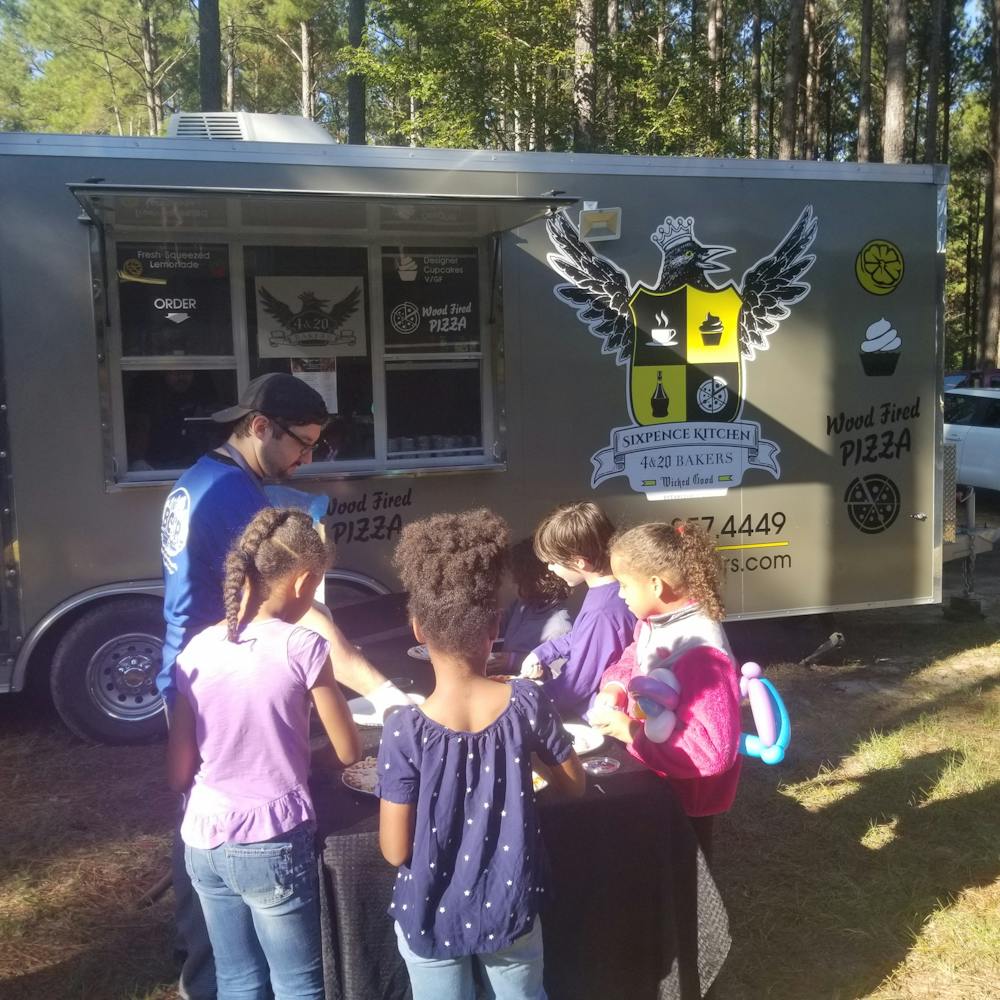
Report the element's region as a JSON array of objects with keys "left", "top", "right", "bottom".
[{"left": 0, "top": 131, "right": 945, "bottom": 741}]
